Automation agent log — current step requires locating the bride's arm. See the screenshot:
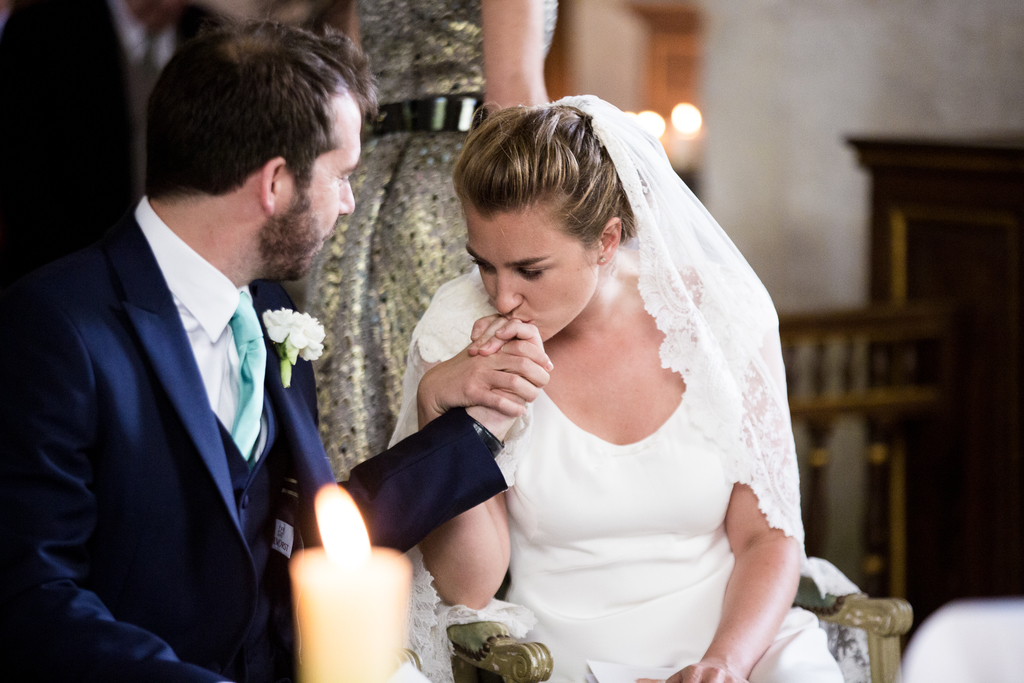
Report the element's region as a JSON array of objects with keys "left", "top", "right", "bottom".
[
  {"left": 420, "top": 491, "right": 510, "bottom": 610},
  {"left": 669, "top": 484, "right": 800, "bottom": 683},
  {"left": 405, "top": 313, "right": 549, "bottom": 609},
  {"left": 413, "top": 319, "right": 546, "bottom": 608}
]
